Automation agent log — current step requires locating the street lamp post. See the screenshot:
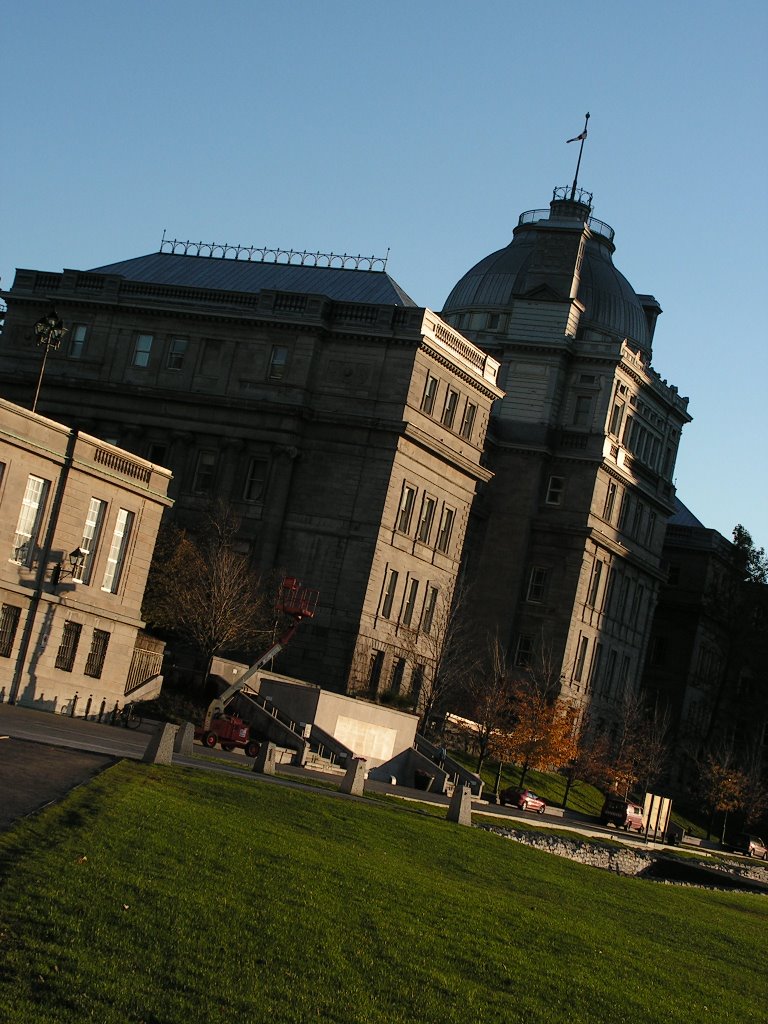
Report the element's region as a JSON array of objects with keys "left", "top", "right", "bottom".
[{"left": 32, "top": 311, "right": 66, "bottom": 413}]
